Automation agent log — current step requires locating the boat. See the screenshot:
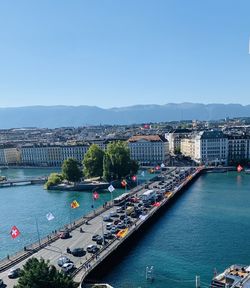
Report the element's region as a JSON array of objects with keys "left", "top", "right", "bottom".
[
  {"left": 245, "top": 169, "right": 250, "bottom": 174},
  {"left": 211, "top": 264, "right": 250, "bottom": 288}
]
